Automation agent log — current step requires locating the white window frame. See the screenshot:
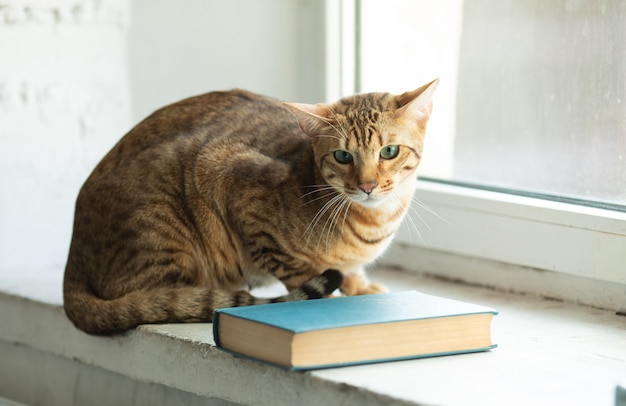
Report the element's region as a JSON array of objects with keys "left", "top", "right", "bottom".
[
  {"left": 326, "top": 0, "right": 626, "bottom": 311},
  {"left": 387, "top": 180, "right": 626, "bottom": 310}
]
